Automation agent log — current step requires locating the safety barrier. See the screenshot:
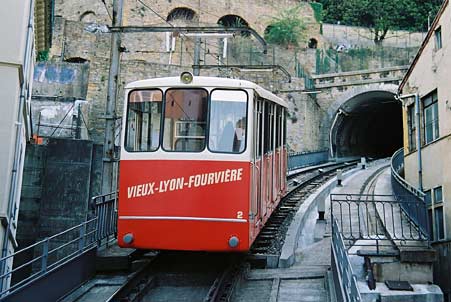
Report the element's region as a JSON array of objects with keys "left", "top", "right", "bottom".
[
  {"left": 331, "top": 218, "right": 362, "bottom": 302},
  {"left": 391, "top": 148, "right": 429, "bottom": 238},
  {"left": 0, "top": 218, "right": 97, "bottom": 297},
  {"left": 287, "top": 150, "right": 329, "bottom": 171},
  {"left": 331, "top": 193, "right": 429, "bottom": 253},
  {"left": 91, "top": 192, "right": 118, "bottom": 246}
]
